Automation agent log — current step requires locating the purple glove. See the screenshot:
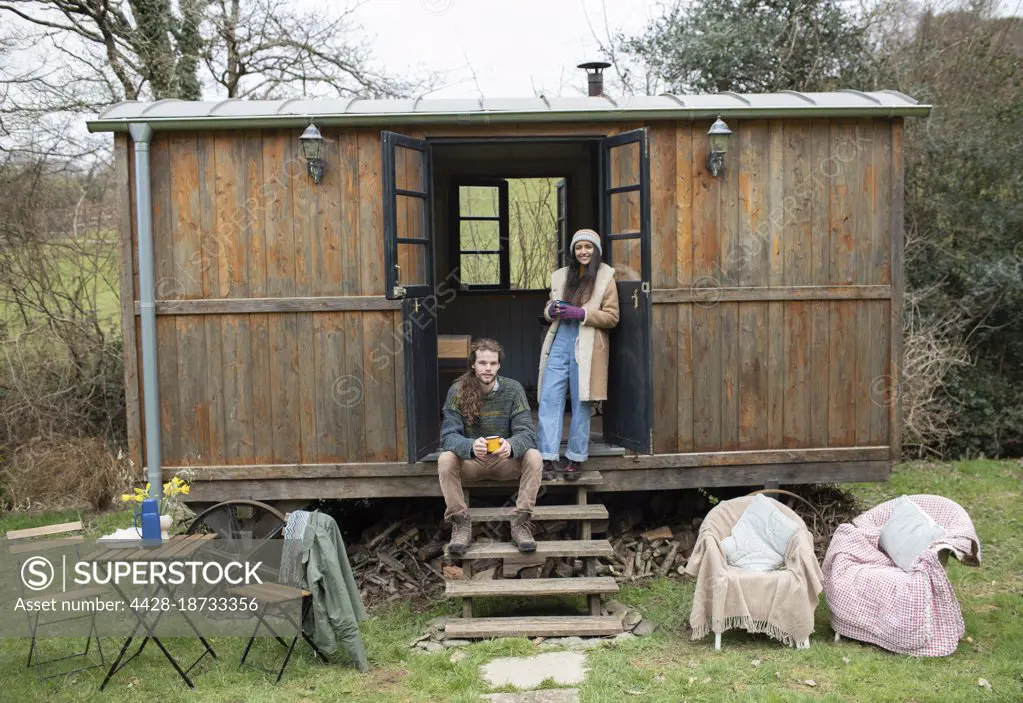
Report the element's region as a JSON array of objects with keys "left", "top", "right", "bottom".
[
  {"left": 559, "top": 304, "right": 586, "bottom": 321},
  {"left": 547, "top": 301, "right": 560, "bottom": 318}
]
